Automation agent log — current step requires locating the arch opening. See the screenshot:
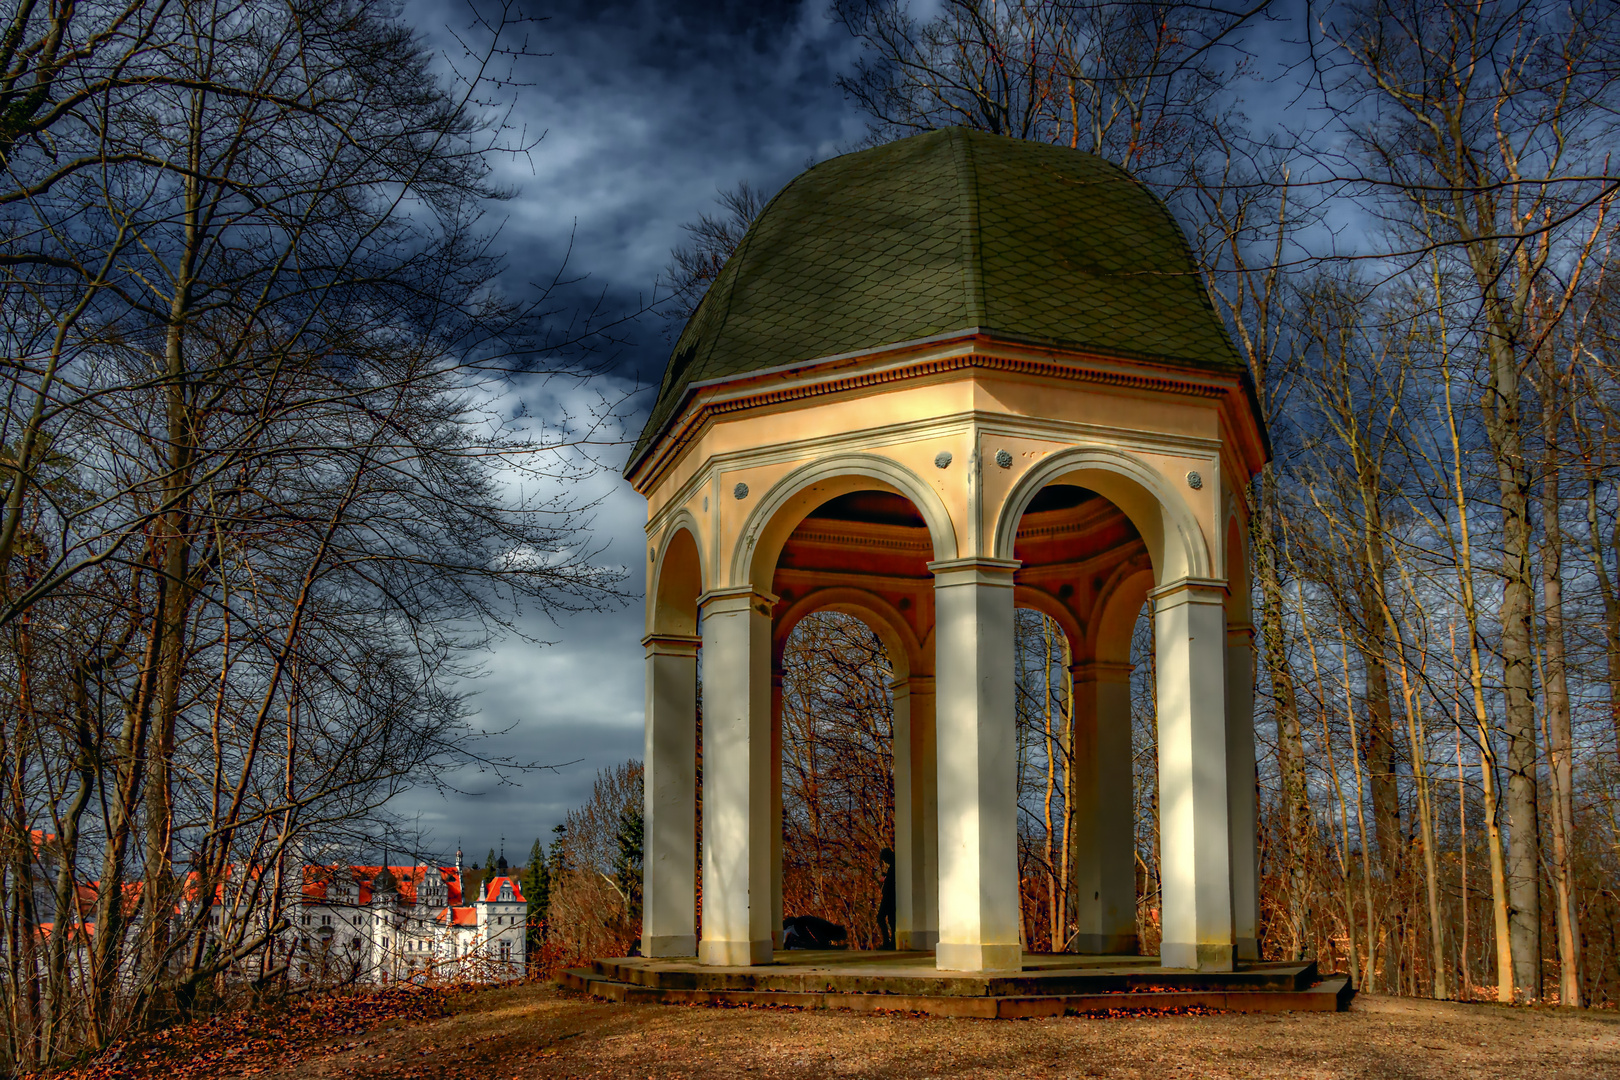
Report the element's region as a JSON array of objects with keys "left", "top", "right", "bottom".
[
  {"left": 767, "top": 487, "right": 936, "bottom": 952},
  {"left": 777, "top": 608, "right": 899, "bottom": 950},
  {"left": 733, "top": 454, "right": 956, "bottom": 591},
  {"left": 651, "top": 524, "right": 703, "bottom": 636},
  {"left": 993, "top": 449, "right": 1212, "bottom": 582},
  {"left": 1009, "top": 482, "right": 1152, "bottom": 957}
]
